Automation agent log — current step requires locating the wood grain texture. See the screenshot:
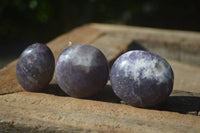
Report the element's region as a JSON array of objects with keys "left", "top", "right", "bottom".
[
  {"left": 90, "top": 23, "right": 200, "bottom": 66},
  {"left": 0, "top": 23, "right": 200, "bottom": 132},
  {"left": 1, "top": 92, "right": 199, "bottom": 133}
]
